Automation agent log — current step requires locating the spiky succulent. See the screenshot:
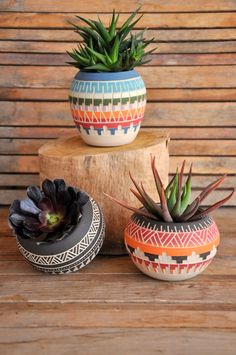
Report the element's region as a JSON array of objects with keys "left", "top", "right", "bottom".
[
  {"left": 9, "top": 179, "right": 89, "bottom": 242},
  {"left": 67, "top": 7, "right": 155, "bottom": 72},
  {"left": 106, "top": 158, "right": 234, "bottom": 222}
]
